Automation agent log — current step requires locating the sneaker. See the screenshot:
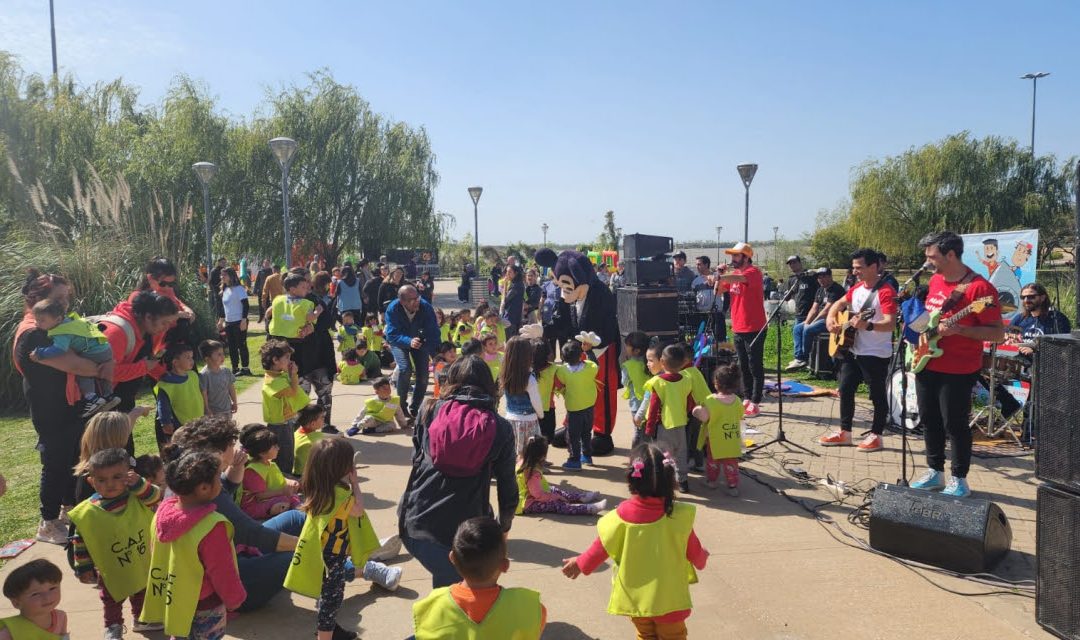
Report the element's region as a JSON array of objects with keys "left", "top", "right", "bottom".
[
  {"left": 743, "top": 402, "right": 760, "bottom": 418},
  {"left": 562, "top": 459, "right": 582, "bottom": 471},
  {"left": 679, "top": 480, "right": 690, "bottom": 493},
  {"left": 742, "top": 398, "right": 750, "bottom": 409},
  {"left": 368, "top": 535, "right": 402, "bottom": 562},
  {"left": 346, "top": 426, "right": 361, "bottom": 437},
  {"left": 79, "top": 395, "right": 108, "bottom": 418},
  {"left": 332, "top": 624, "right": 359, "bottom": 640},
  {"left": 58, "top": 505, "right": 72, "bottom": 525},
  {"left": 581, "top": 490, "right": 601, "bottom": 503},
  {"left": 99, "top": 395, "right": 123, "bottom": 413},
  {"left": 321, "top": 424, "right": 342, "bottom": 435},
  {"left": 132, "top": 621, "right": 164, "bottom": 632},
  {"left": 36, "top": 519, "right": 67, "bottom": 545},
  {"left": 857, "top": 433, "right": 883, "bottom": 452},
  {"left": 587, "top": 499, "right": 608, "bottom": 514},
  {"left": 361, "top": 427, "right": 377, "bottom": 435},
  {"left": 239, "top": 367, "right": 254, "bottom": 376},
  {"left": 784, "top": 359, "right": 807, "bottom": 372},
  {"left": 104, "top": 623, "right": 125, "bottom": 640},
  {"left": 726, "top": 485, "right": 740, "bottom": 497},
  {"left": 363, "top": 561, "right": 402, "bottom": 591},
  {"left": 941, "top": 476, "right": 971, "bottom": 498},
  {"left": 818, "top": 430, "right": 853, "bottom": 446},
  {"left": 910, "top": 468, "right": 946, "bottom": 491},
  {"left": 580, "top": 455, "right": 593, "bottom": 466}
]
